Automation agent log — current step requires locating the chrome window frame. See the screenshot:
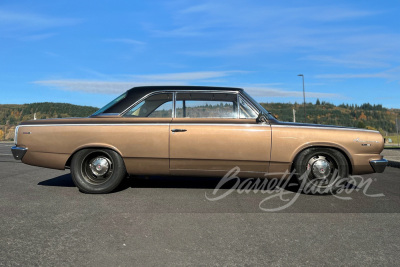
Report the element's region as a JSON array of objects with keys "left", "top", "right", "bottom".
[
  {"left": 120, "top": 90, "right": 245, "bottom": 119},
  {"left": 172, "top": 92, "right": 176, "bottom": 118},
  {"left": 238, "top": 94, "right": 259, "bottom": 118},
  {"left": 121, "top": 91, "right": 175, "bottom": 118},
  {"left": 94, "top": 113, "right": 120, "bottom": 117},
  {"left": 174, "top": 91, "right": 240, "bottom": 119},
  {"left": 240, "top": 90, "right": 272, "bottom": 119}
]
